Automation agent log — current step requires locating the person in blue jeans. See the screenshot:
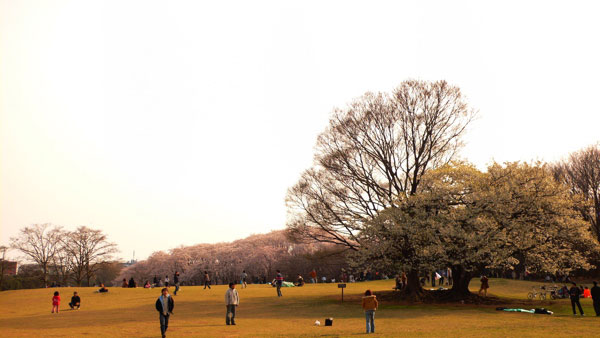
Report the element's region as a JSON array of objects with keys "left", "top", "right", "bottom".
[
  {"left": 361, "top": 289, "right": 378, "bottom": 333},
  {"left": 155, "top": 288, "right": 174, "bottom": 338}
]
